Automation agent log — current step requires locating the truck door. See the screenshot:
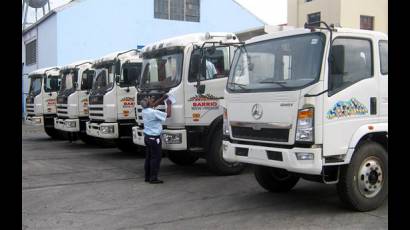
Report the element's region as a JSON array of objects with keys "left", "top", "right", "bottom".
[
  {"left": 117, "top": 62, "right": 142, "bottom": 119},
  {"left": 43, "top": 75, "right": 60, "bottom": 114},
  {"left": 79, "top": 69, "right": 94, "bottom": 116},
  {"left": 323, "top": 35, "right": 379, "bottom": 157},
  {"left": 184, "top": 46, "right": 231, "bottom": 125}
]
